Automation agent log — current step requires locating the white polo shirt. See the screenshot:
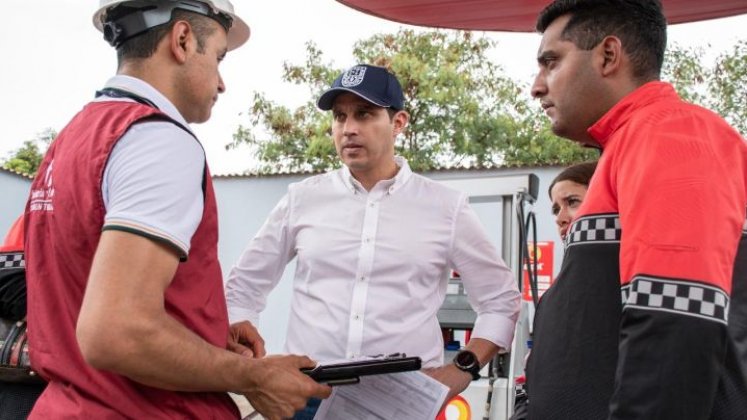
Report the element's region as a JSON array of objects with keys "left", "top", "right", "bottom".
[{"left": 98, "top": 75, "right": 204, "bottom": 258}]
